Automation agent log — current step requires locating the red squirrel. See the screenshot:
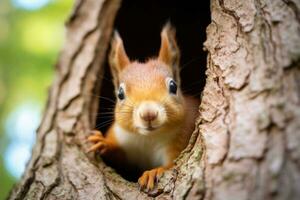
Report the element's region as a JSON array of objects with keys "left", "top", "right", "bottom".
[{"left": 88, "top": 23, "right": 199, "bottom": 191}]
